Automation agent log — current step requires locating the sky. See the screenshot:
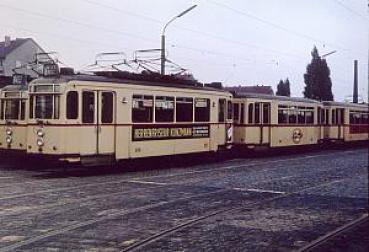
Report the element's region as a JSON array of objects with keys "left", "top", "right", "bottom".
[{"left": 0, "top": 0, "right": 368, "bottom": 102}]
